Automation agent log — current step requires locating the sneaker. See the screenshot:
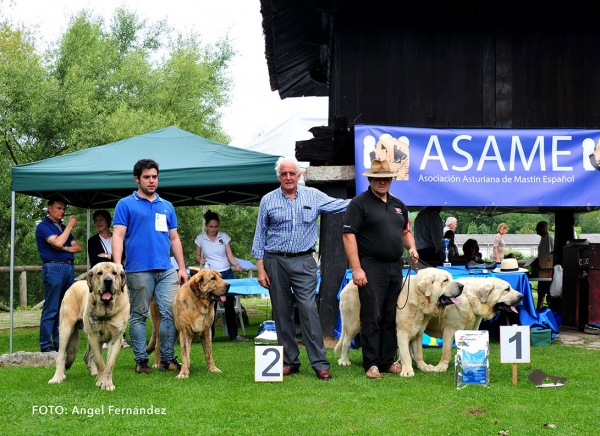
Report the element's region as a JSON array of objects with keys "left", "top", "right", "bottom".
[
  {"left": 159, "top": 359, "right": 181, "bottom": 372},
  {"left": 366, "top": 365, "right": 382, "bottom": 379},
  {"left": 121, "top": 339, "right": 131, "bottom": 348},
  {"left": 384, "top": 362, "right": 402, "bottom": 374},
  {"left": 102, "top": 343, "right": 108, "bottom": 349},
  {"left": 135, "top": 360, "right": 152, "bottom": 374},
  {"left": 232, "top": 335, "right": 249, "bottom": 342}
]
